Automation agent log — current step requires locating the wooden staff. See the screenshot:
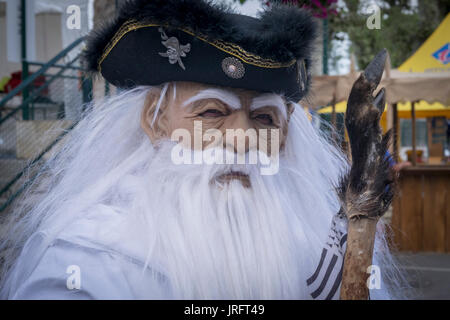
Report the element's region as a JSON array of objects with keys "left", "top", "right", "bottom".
[{"left": 339, "top": 49, "right": 394, "bottom": 299}]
